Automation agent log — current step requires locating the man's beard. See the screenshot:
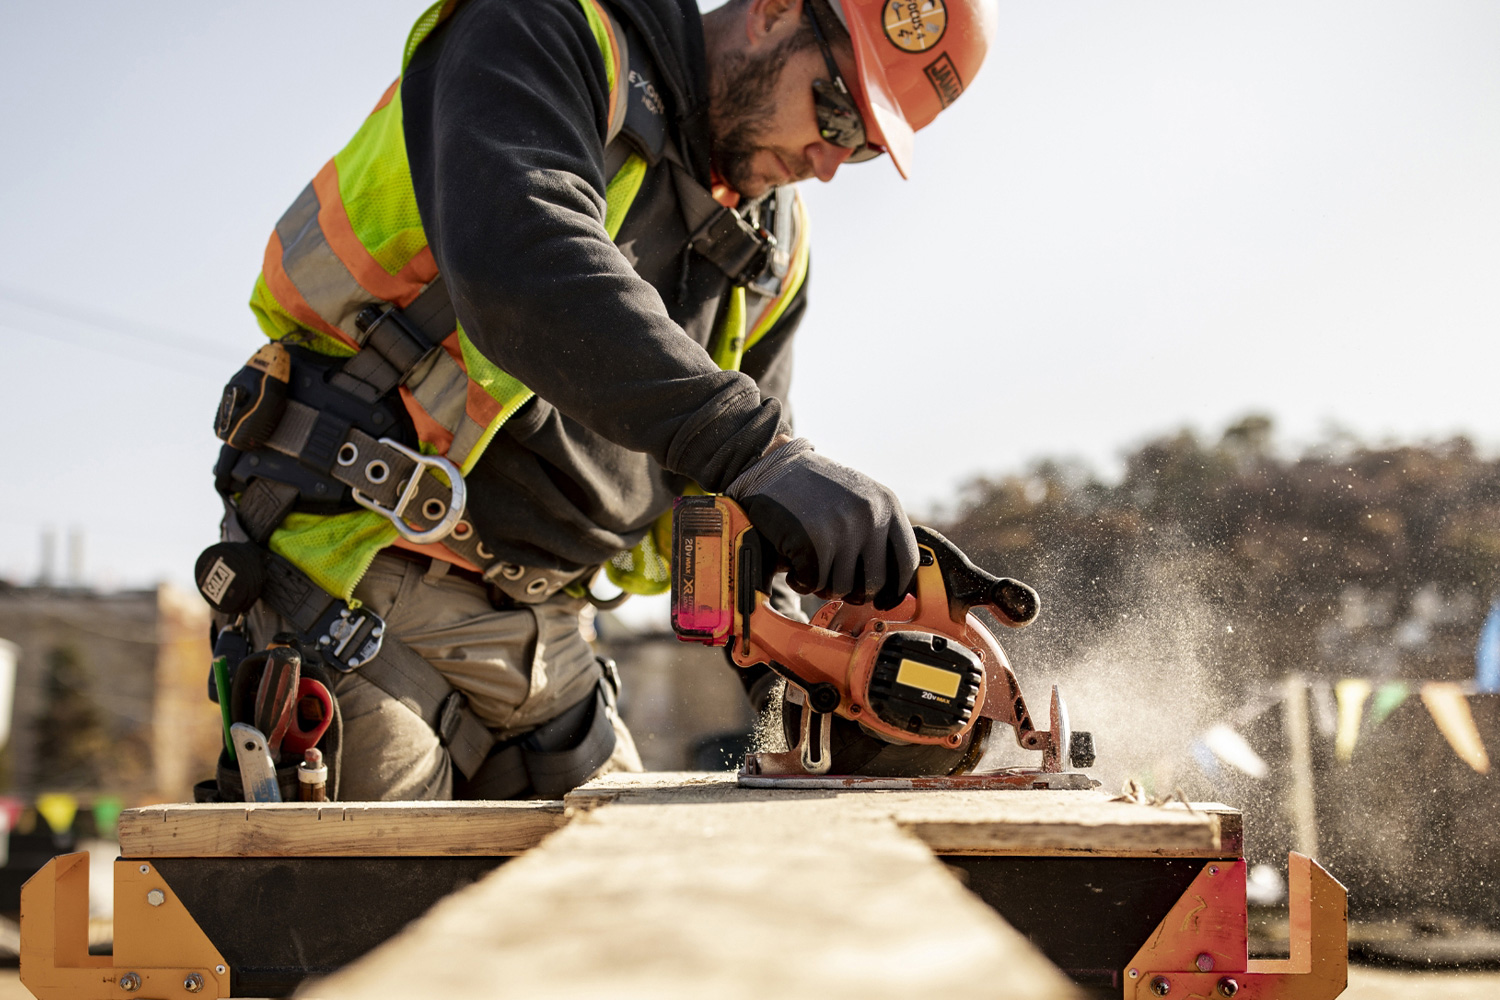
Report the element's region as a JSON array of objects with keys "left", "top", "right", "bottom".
[{"left": 708, "top": 36, "right": 806, "bottom": 195}]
